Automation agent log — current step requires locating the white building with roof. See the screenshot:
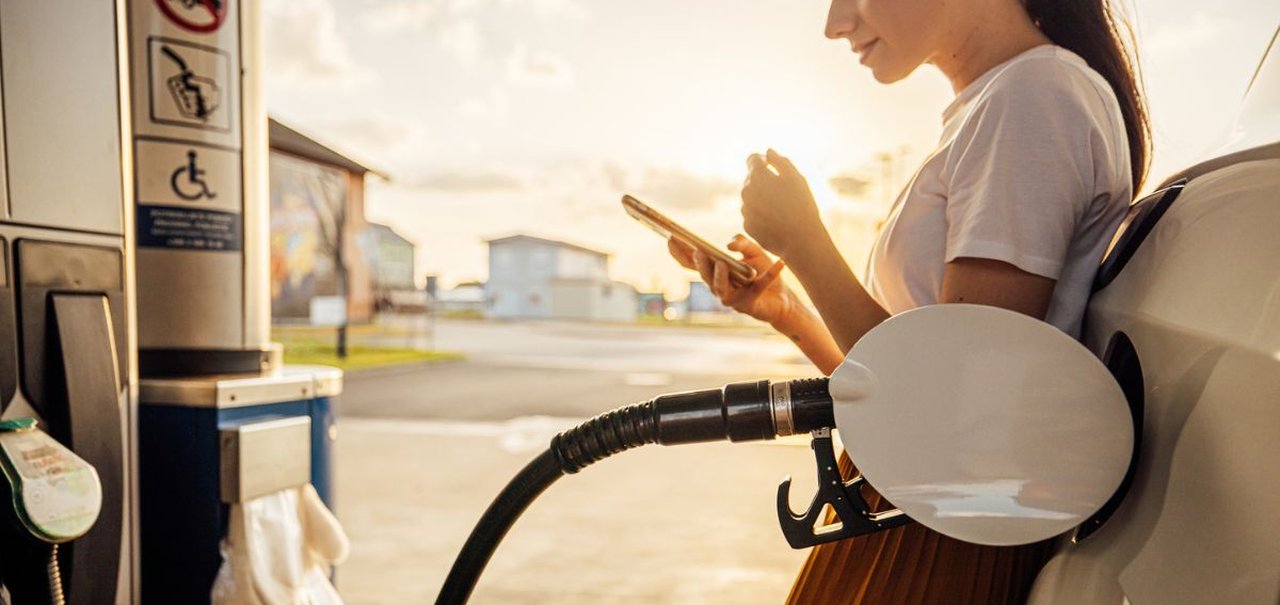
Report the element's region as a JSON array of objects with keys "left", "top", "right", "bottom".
[{"left": 487, "top": 235, "right": 637, "bottom": 321}]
